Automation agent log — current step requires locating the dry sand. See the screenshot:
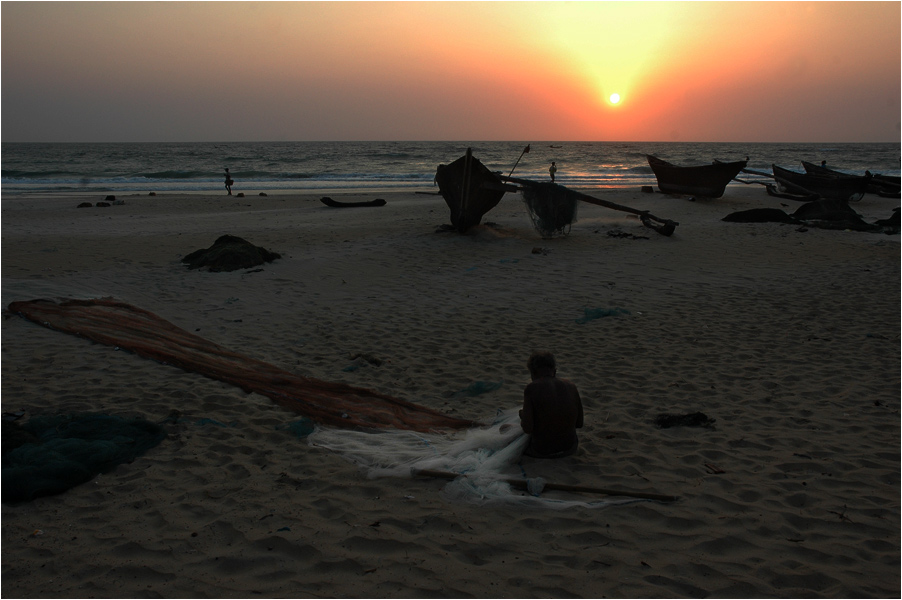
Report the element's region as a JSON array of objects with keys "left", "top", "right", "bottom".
[{"left": 2, "top": 185, "right": 899, "bottom": 598}]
